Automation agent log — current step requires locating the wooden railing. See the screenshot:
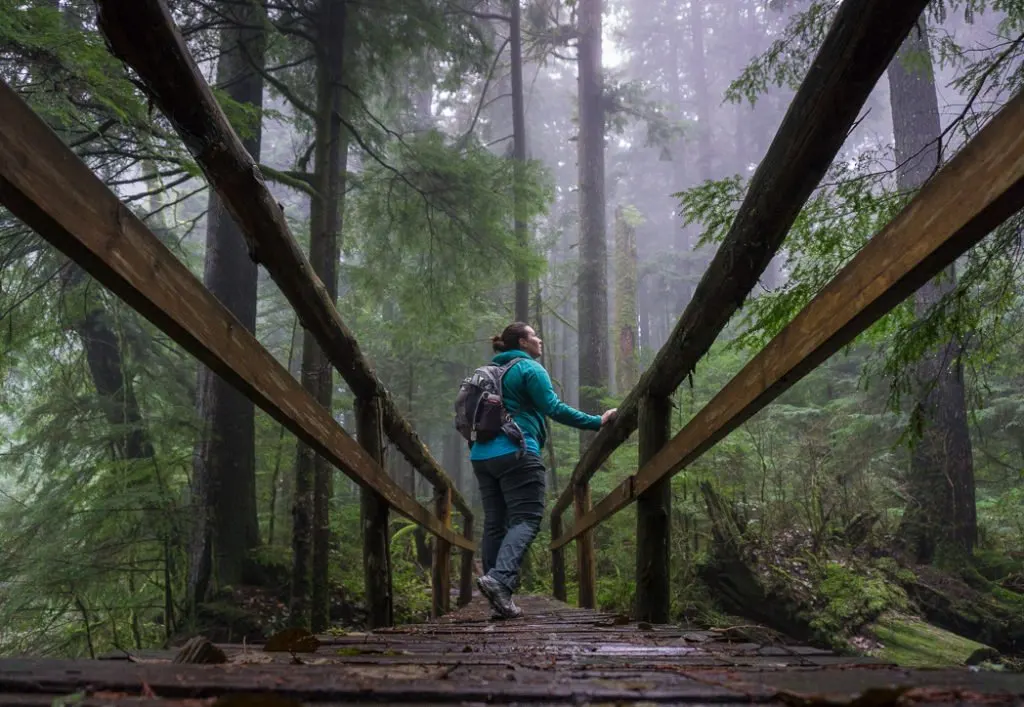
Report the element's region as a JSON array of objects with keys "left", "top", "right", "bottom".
[
  {"left": 0, "top": 59, "right": 472, "bottom": 628},
  {"left": 550, "top": 0, "right": 1024, "bottom": 622}
]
